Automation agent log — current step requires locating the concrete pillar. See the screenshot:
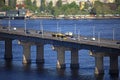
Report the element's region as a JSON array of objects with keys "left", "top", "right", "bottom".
[
  {"left": 95, "top": 56, "right": 104, "bottom": 74},
  {"left": 109, "top": 55, "right": 119, "bottom": 74},
  {"left": 36, "top": 44, "right": 44, "bottom": 63},
  {"left": 56, "top": 47, "right": 66, "bottom": 69},
  {"left": 4, "top": 39, "right": 13, "bottom": 60},
  {"left": 22, "top": 43, "right": 31, "bottom": 64},
  {"left": 70, "top": 48, "right": 79, "bottom": 69}
]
